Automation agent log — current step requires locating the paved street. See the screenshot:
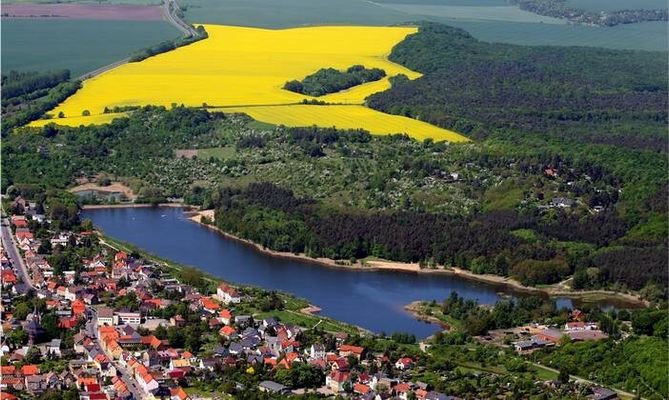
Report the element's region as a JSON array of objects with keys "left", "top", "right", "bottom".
[
  {"left": 1, "top": 218, "right": 33, "bottom": 293},
  {"left": 86, "top": 309, "right": 145, "bottom": 400}
]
